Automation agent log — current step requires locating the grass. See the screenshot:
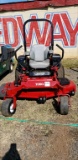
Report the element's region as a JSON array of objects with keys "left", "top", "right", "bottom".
[{"left": 62, "top": 58, "right": 78, "bottom": 68}]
